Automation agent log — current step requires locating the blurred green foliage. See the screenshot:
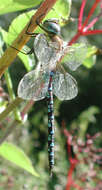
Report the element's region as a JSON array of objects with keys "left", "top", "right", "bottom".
[{"left": 0, "top": 0, "right": 102, "bottom": 189}]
